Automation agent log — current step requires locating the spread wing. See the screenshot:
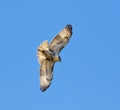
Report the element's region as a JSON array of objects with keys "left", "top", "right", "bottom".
[
  {"left": 40, "top": 59, "right": 55, "bottom": 92},
  {"left": 37, "top": 40, "right": 55, "bottom": 92},
  {"left": 49, "top": 24, "right": 72, "bottom": 54},
  {"left": 37, "top": 24, "right": 73, "bottom": 92}
]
